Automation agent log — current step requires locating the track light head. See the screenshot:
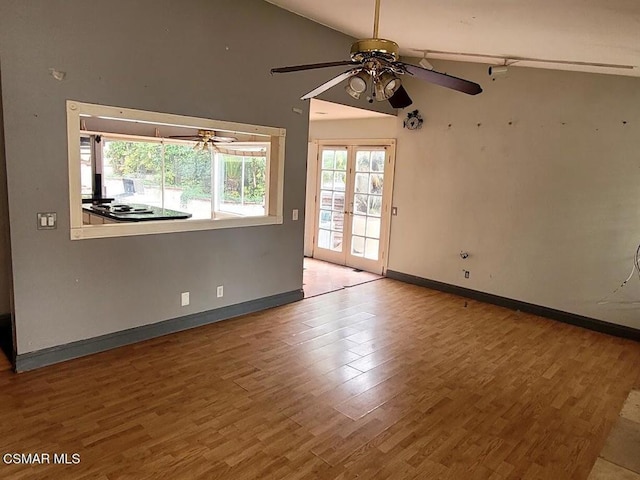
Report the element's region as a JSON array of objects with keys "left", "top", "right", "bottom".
[
  {"left": 488, "top": 65, "right": 509, "bottom": 77},
  {"left": 419, "top": 58, "right": 434, "bottom": 70}
]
